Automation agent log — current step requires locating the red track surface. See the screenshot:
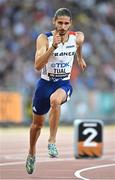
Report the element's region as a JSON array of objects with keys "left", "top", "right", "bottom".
[{"left": 0, "top": 126, "right": 115, "bottom": 180}]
